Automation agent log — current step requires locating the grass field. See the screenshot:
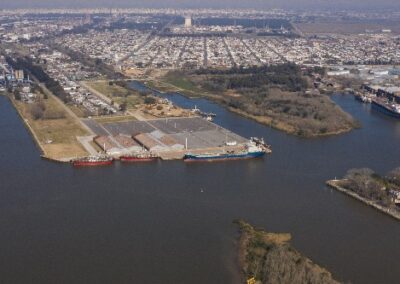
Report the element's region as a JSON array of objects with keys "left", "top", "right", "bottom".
[
  {"left": 68, "top": 104, "right": 88, "bottom": 118},
  {"left": 86, "top": 81, "right": 130, "bottom": 98},
  {"left": 13, "top": 93, "right": 89, "bottom": 159},
  {"left": 163, "top": 72, "right": 205, "bottom": 95},
  {"left": 86, "top": 81, "right": 143, "bottom": 108}
]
